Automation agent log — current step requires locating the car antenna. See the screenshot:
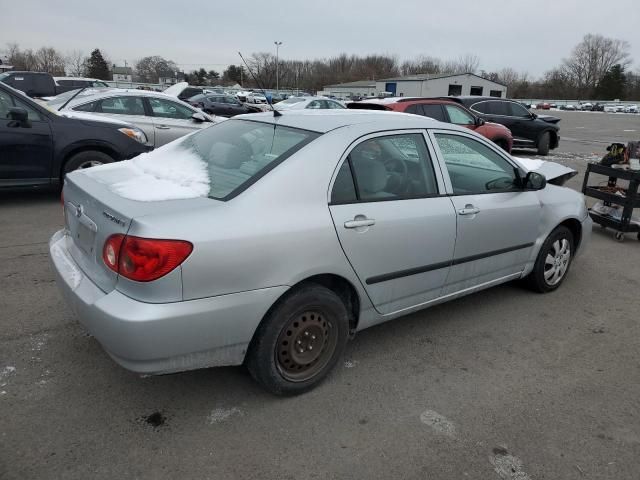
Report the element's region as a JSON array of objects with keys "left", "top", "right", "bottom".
[
  {"left": 58, "top": 86, "right": 88, "bottom": 111},
  {"left": 238, "top": 52, "right": 281, "bottom": 117}
]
